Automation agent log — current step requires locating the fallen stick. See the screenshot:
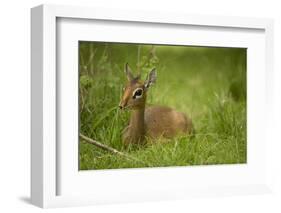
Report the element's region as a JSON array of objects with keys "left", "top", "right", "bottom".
[{"left": 79, "top": 133, "right": 150, "bottom": 166}]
